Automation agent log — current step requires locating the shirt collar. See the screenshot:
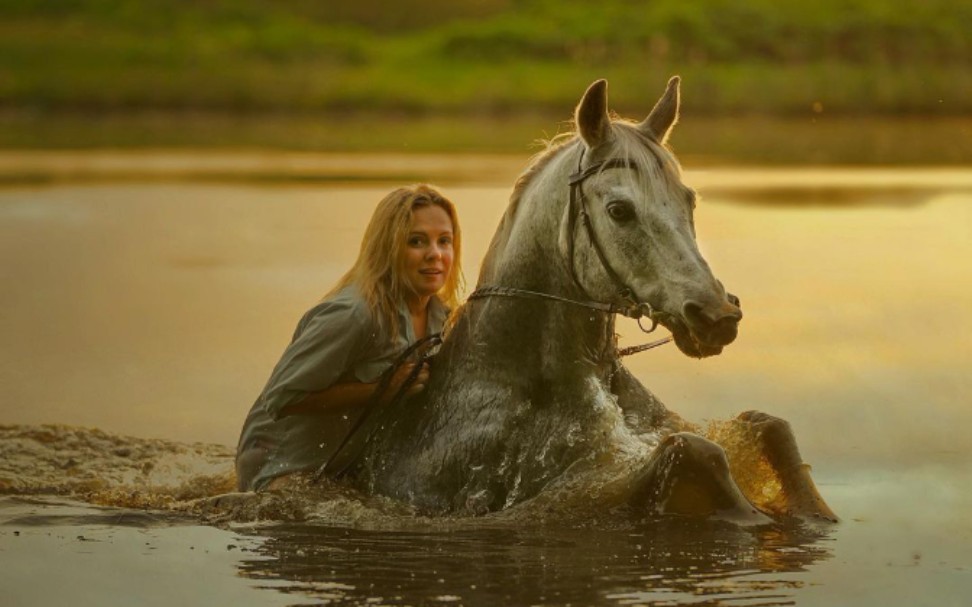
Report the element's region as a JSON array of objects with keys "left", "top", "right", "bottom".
[{"left": 396, "top": 294, "right": 449, "bottom": 336}]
